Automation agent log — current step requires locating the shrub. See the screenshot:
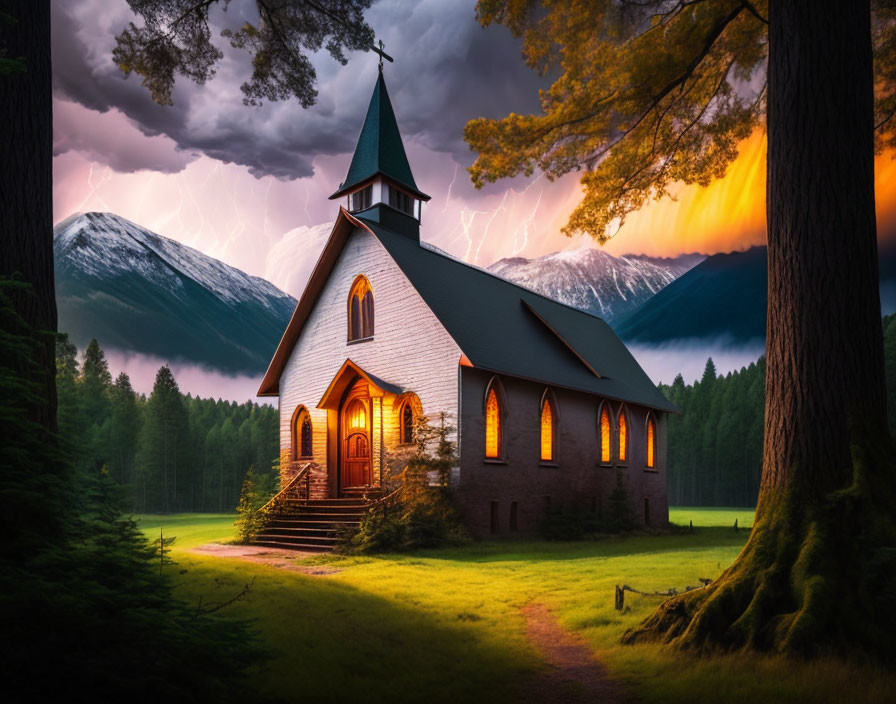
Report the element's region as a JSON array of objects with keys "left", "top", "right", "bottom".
[
  {"left": 338, "top": 412, "right": 468, "bottom": 553},
  {"left": 540, "top": 506, "right": 603, "bottom": 540},
  {"left": 540, "top": 470, "right": 636, "bottom": 540},
  {"left": 234, "top": 464, "right": 277, "bottom": 543}
]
